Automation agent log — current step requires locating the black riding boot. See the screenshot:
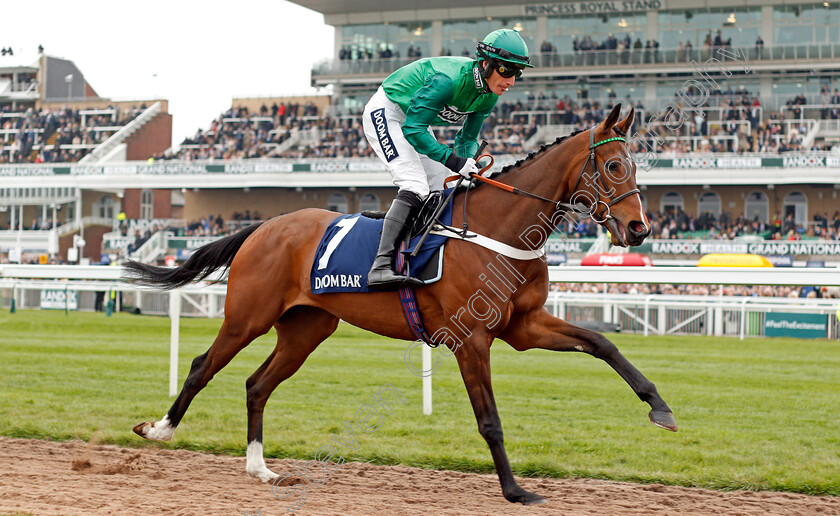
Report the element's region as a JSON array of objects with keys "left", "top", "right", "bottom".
[{"left": 367, "top": 198, "right": 424, "bottom": 290}]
